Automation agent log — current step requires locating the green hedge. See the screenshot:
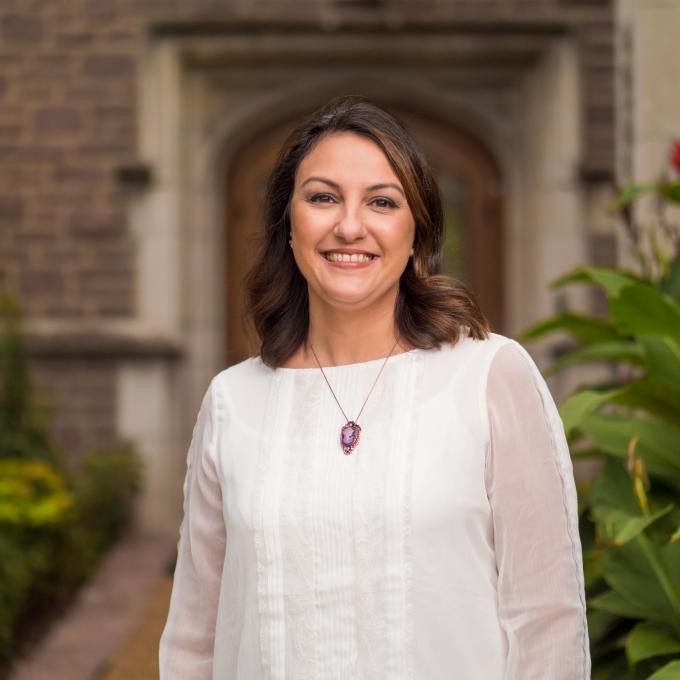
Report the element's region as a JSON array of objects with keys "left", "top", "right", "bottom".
[{"left": 0, "top": 448, "right": 141, "bottom": 664}]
